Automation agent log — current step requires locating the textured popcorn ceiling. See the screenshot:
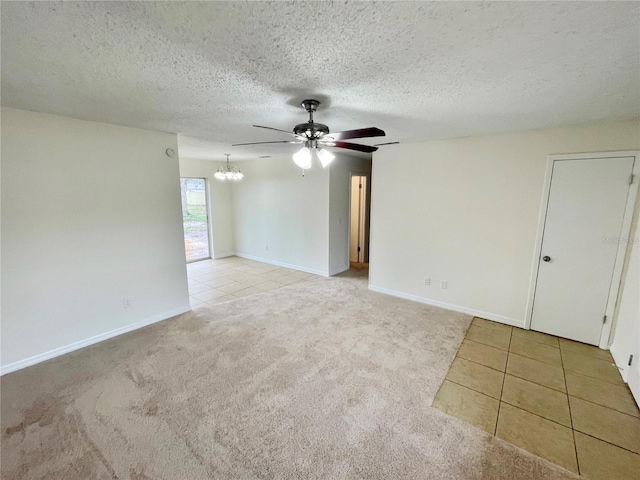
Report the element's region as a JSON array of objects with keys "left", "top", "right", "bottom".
[{"left": 2, "top": 1, "right": 639, "bottom": 160}]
